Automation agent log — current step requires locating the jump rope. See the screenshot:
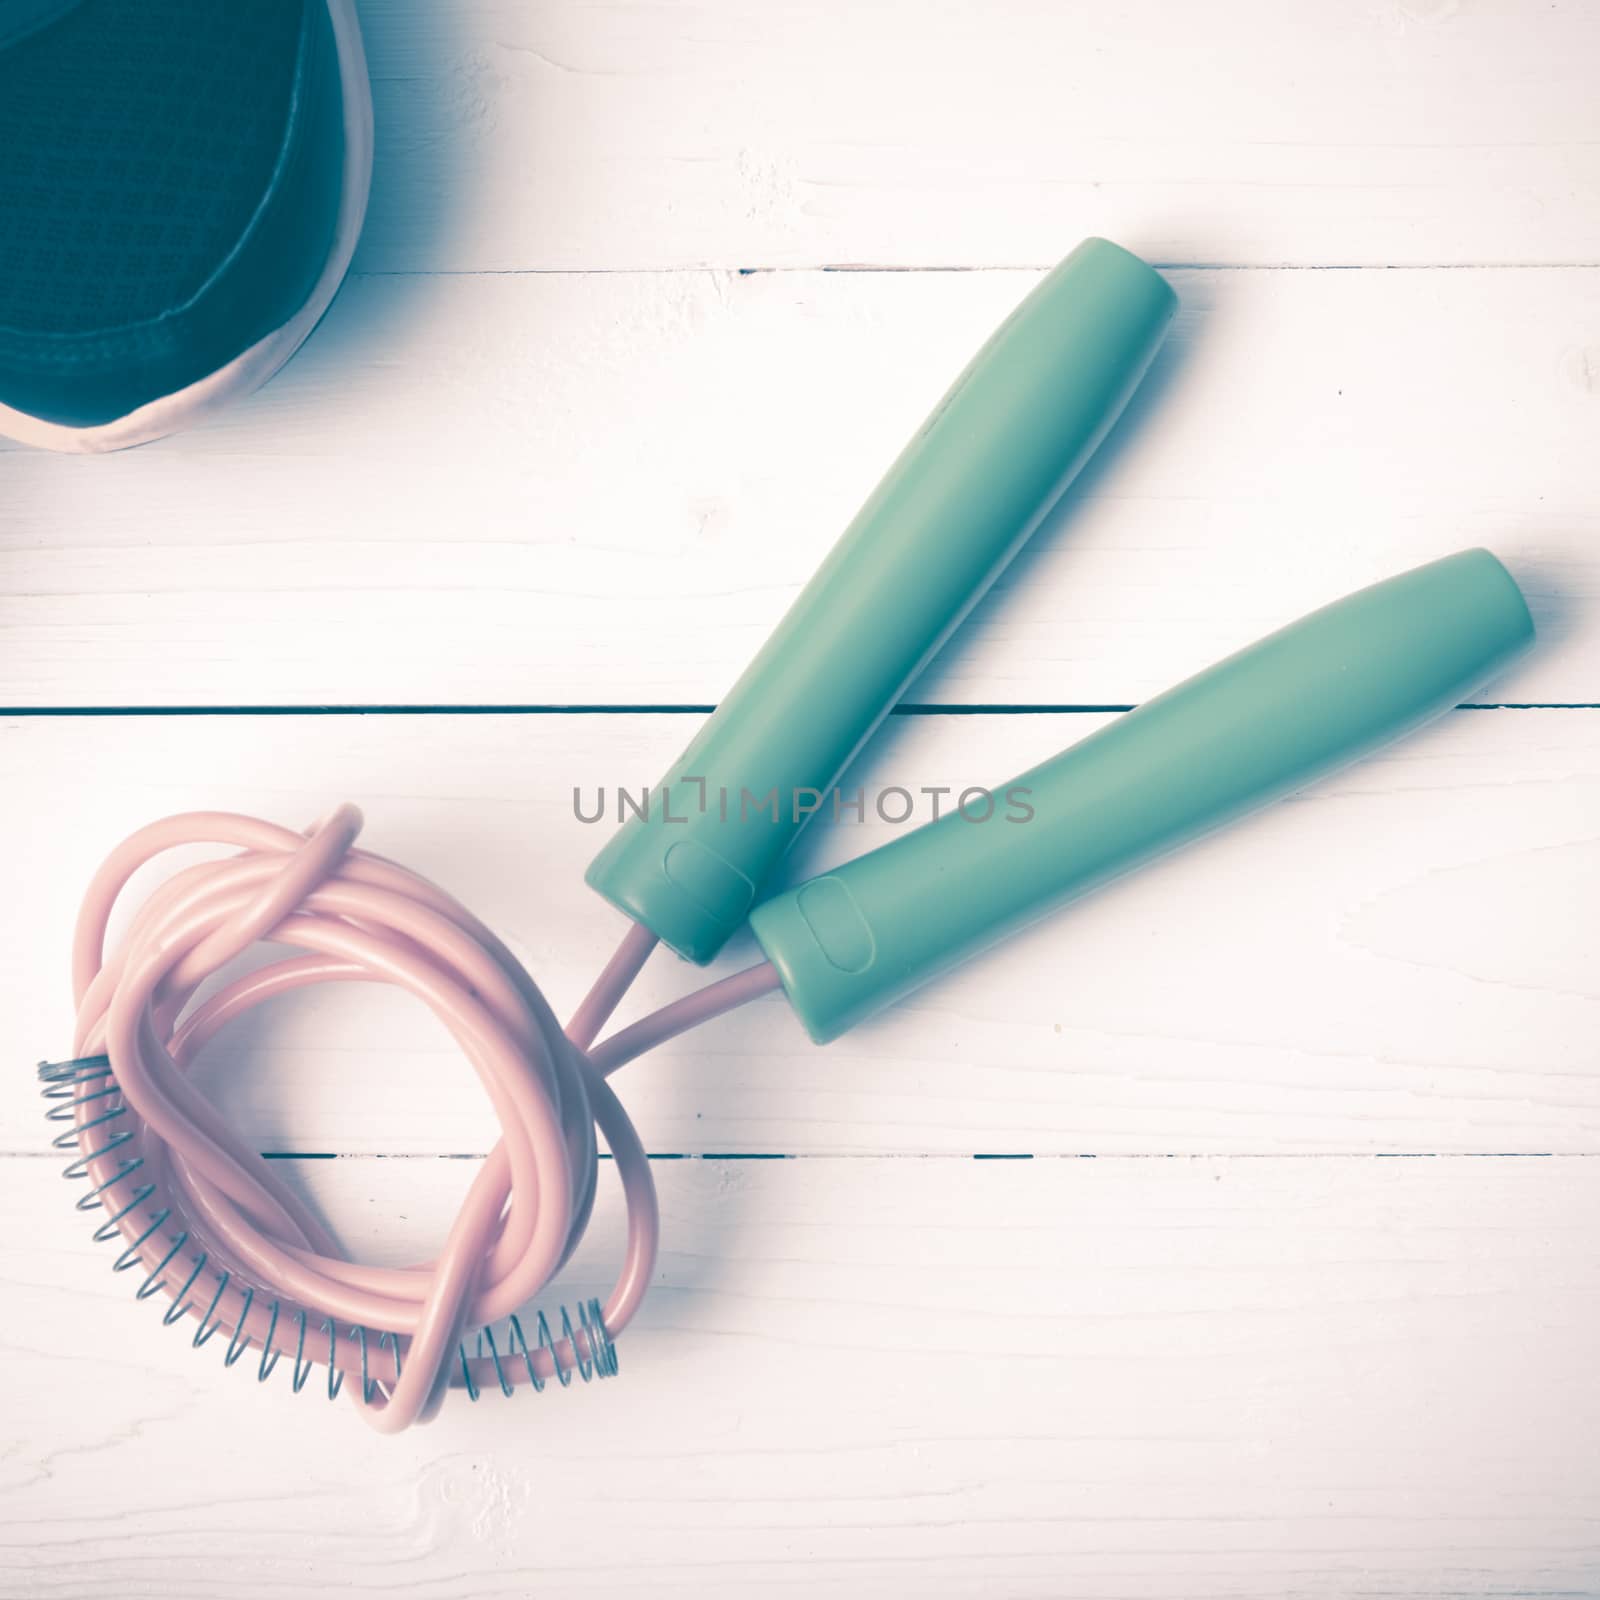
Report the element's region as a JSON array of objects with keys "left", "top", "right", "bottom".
[{"left": 40, "top": 239, "right": 1535, "bottom": 1432}]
